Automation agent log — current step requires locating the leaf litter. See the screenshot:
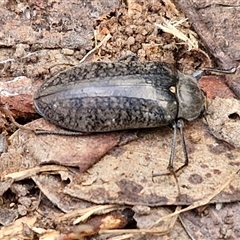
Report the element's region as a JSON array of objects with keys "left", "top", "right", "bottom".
[{"left": 1, "top": 0, "right": 240, "bottom": 239}]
